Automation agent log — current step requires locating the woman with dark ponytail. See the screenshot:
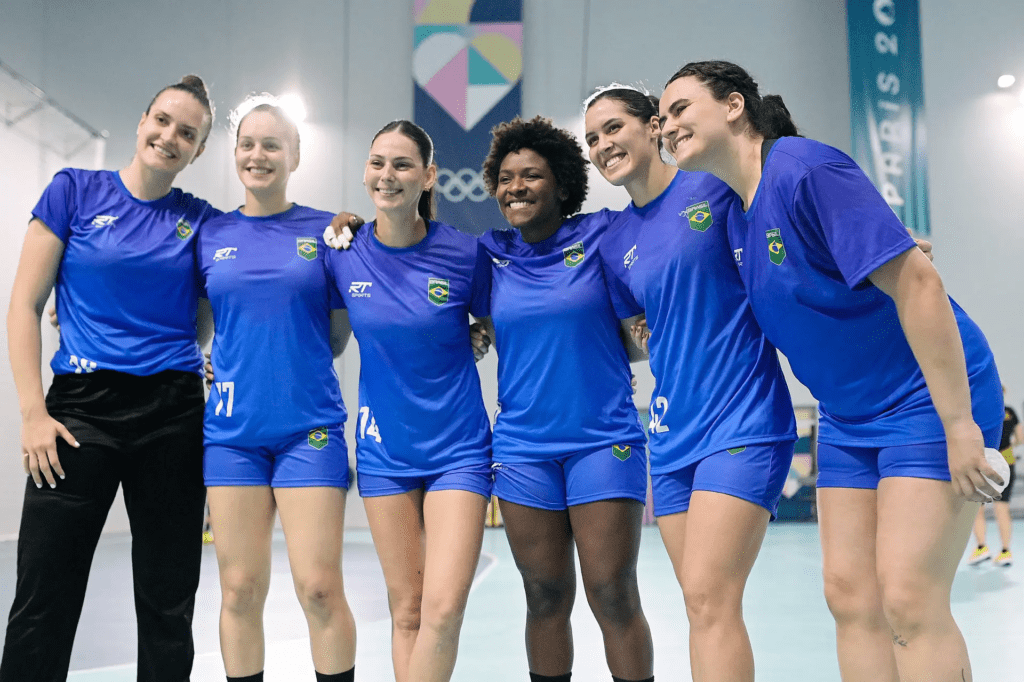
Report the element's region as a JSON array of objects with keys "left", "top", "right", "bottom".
[
  {"left": 323, "top": 119, "right": 493, "bottom": 682},
  {"left": 583, "top": 84, "right": 796, "bottom": 682},
  {"left": 3, "top": 75, "right": 218, "bottom": 682},
  {"left": 660, "top": 60, "right": 1003, "bottom": 682}
]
